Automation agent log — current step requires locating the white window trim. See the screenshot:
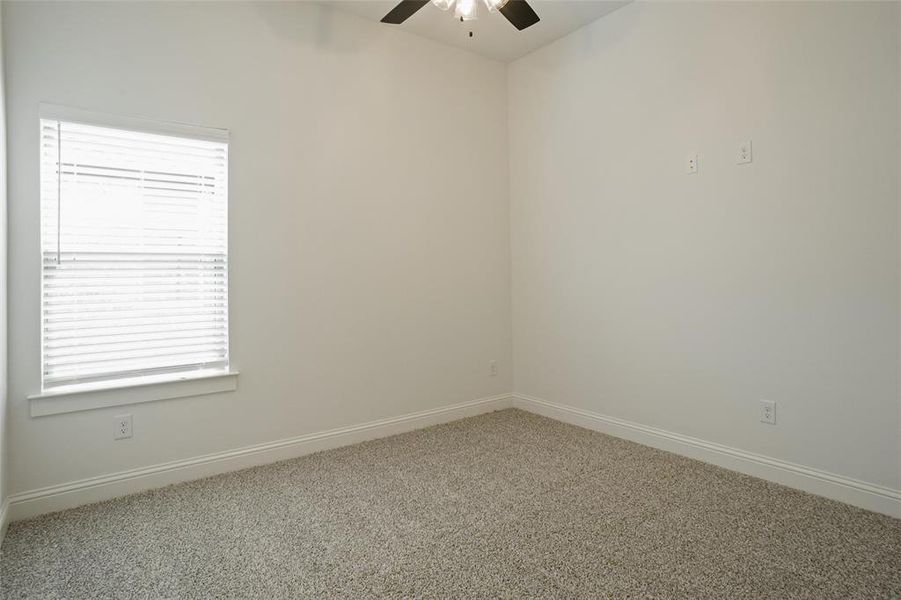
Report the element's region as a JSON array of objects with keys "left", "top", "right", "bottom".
[
  {"left": 32, "top": 104, "right": 236, "bottom": 416},
  {"left": 29, "top": 370, "right": 239, "bottom": 417}
]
